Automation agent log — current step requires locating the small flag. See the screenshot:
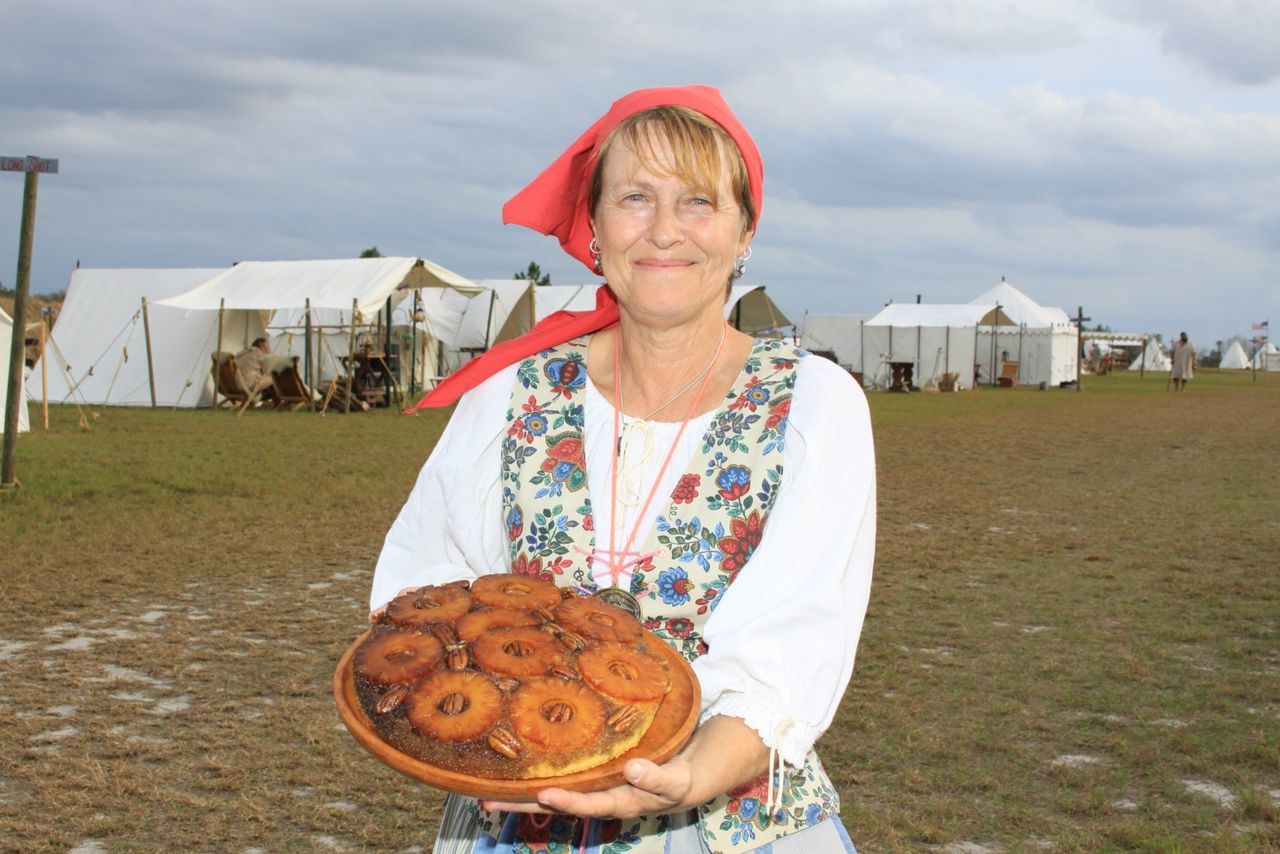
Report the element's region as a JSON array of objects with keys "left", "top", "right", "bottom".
[{"left": 1253, "top": 320, "right": 1270, "bottom": 331}]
